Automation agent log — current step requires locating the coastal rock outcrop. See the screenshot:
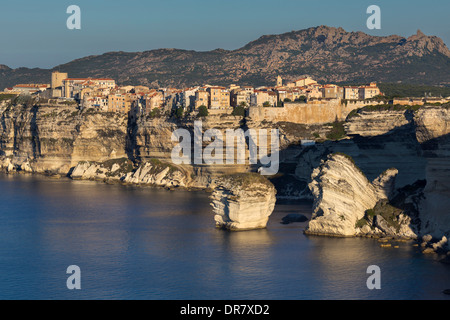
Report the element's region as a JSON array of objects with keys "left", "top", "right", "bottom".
[
  {"left": 70, "top": 158, "right": 189, "bottom": 188},
  {"left": 210, "top": 173, "right": 276, "bottom": 230},
  {"left": 122, "top": 160, "right": 189, "bottom": 188},
  {"left": 281, "top": 213, "right": 308, "bottom": 224},
  {"left": 306, "top": 153, "right": 383, "bottom": 236},
  {"left": 306, "top": 153, "right": 416, "bottom": 238},
  {"left": 420, "top": 235, "right": 449, "bottom": 254}
]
